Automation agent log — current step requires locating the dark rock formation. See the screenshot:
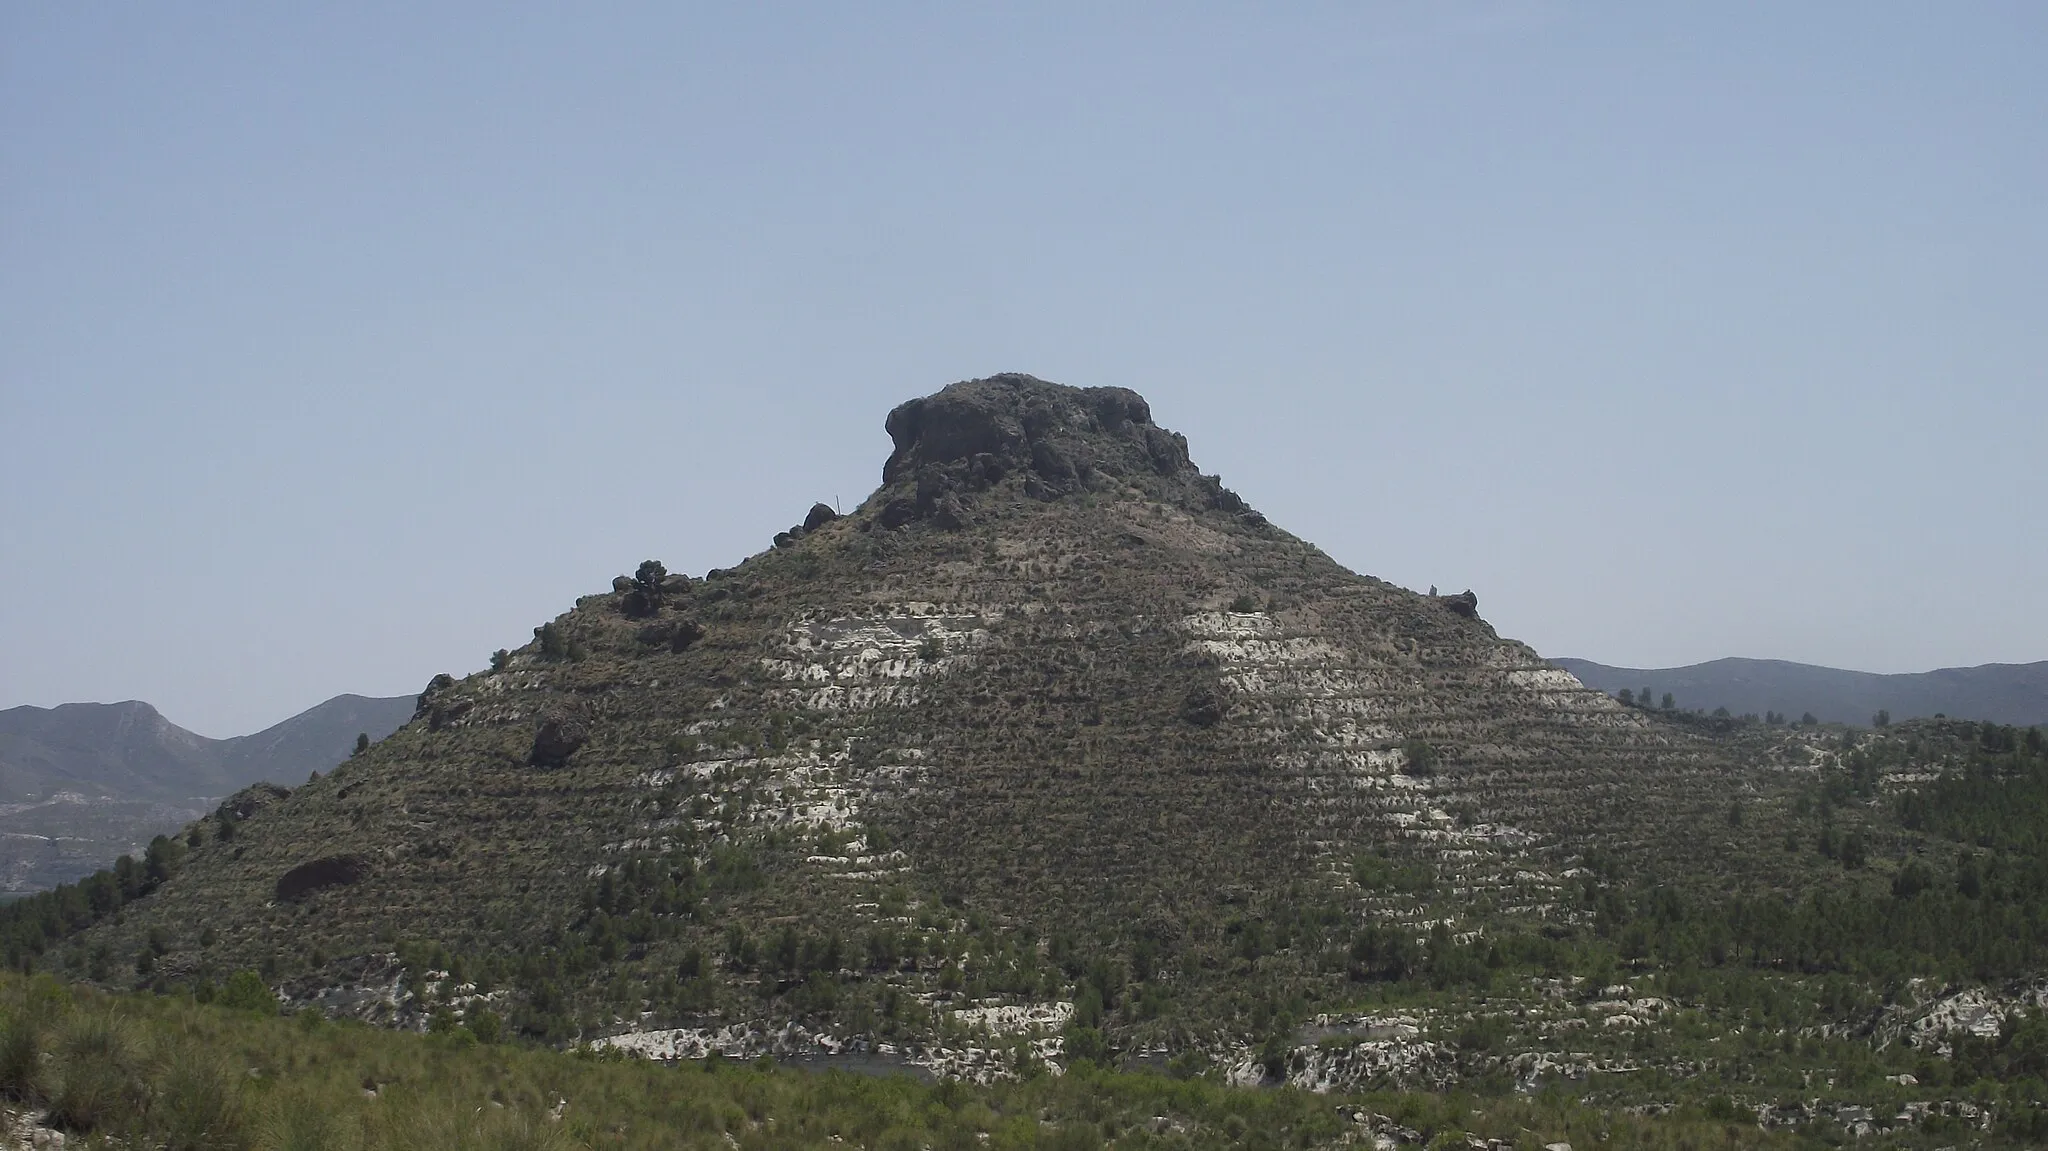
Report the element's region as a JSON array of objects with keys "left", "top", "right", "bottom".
[
  {"left": 413, "top": 674, "right": 456, "bottom": 721},
  {"left": 637, "top": 619, "right": 705, "bottom": 653},
  {"left": 669, "top": 619, "right": 706, "bottom": 653},
  {"left": 530, "top": 714, "right": 588, "bottom": 767},
  {"left": 276, "top": 853, "right": 372, "bottom": 901},
  {"left": 1438, "top": 590, "right": 1479, "bottom": 619},
  {"left": 803, "top": 503, "right": 840, "bottom": 532},
  {"left": 871, "top": 374, "right": 1248, "bottom": 530}
]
